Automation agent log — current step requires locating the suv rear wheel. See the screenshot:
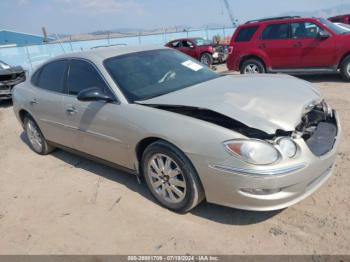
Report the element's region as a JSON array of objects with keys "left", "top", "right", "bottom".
[
  {"left": 340, "top": 56, "right": 350, "bottom": 82},
  {"left": 241, "top": 59, "right": 265, "bottom": 74}
]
